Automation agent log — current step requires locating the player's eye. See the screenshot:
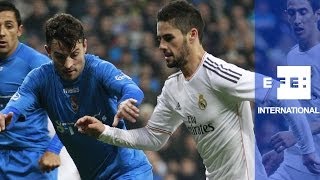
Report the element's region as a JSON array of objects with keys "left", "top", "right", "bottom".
[
  {"left": 163, "top": 35, "right": 174, "bottom": 42},
  {"left": 286, "top": 9, "right": 296, "bottom": 17},
  {"left": 298, "top": 9, "right": 308, "bottom": 15},
  {"left": 70, "top": 52, "right": 79, "bottom": 58},
  {"left": 5, "top": 23, "right": 14, "bottom": 29},
  {"left": 55, "top": 54, "right": 67, "bottom": 63}
]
